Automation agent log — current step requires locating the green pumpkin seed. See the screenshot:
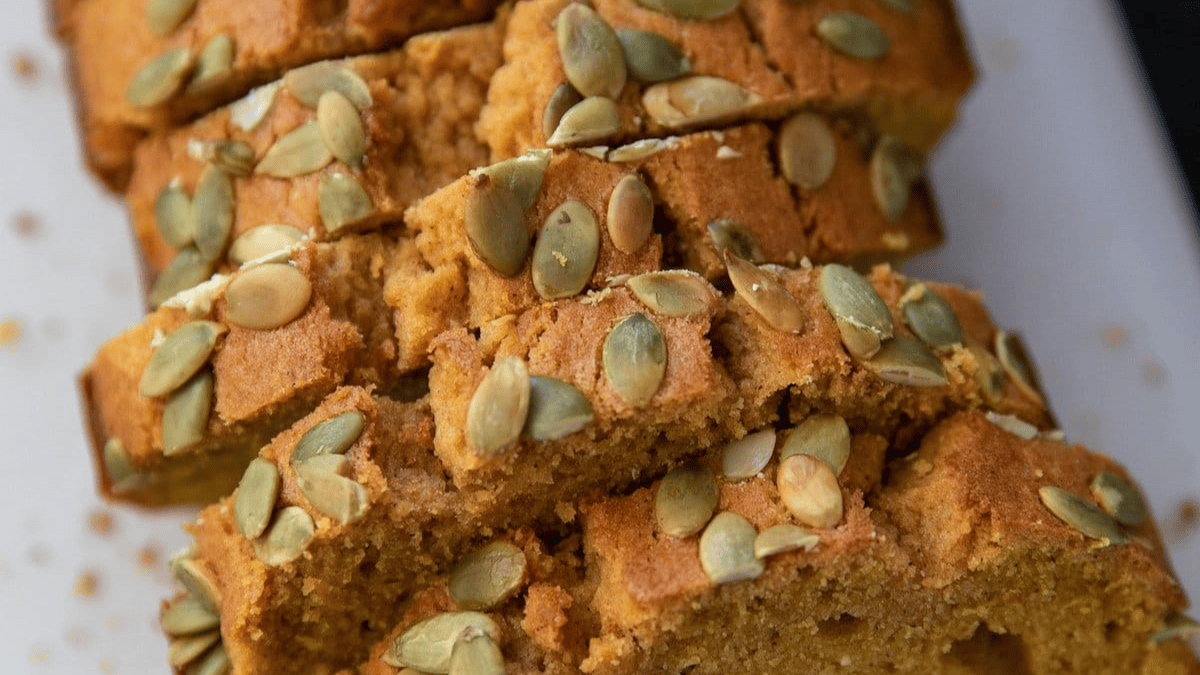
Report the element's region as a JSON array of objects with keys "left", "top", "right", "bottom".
[
  {"left": 160, "top": 596, "right": 220, "bottom": 636},
  {"left": 524, "top": 376, "right": 593, "bottom": 441},
  {"left": 103, "top": 438, "right": 149, "bottom": 493},
  {"left": 615, "top": 28, "right": 691, "bottom": 83},
  {"left": 317, "top": 90, "right": 366, "bottom": 169},
  {"left": 721, "top": 429, "right": 776, "bottom": 481},
  {"left": 606, "top": 174, "right": 654, "bottom": 254},
  {"left": 725, "top": 252, "right": 805, "bottom": 333},
  {"left": 151, "top": 246, "right": 217, "bottom": 308},
  {"left": 449, "top": 629, "right": 504, "bottom": 675},
  {"left": 817, "top": 12, "right": 890, "bottom": 60},
  {"left": 126, "top": 48, "right": 195, "bottom": 108},
  {"left": 156, "top": 180, "right": 195, "bottom": 248},
  {"left": 865, "top": 335, "right": 947, "bottom": 386},
  {"left": 627, "top": 270, "right": 718, "bottom": 318},
  {"left": 146, "top": 0, "right": 197, "bottom": 35},
  {"left": 1038, "top": 485, "right": 1128, "bottom": 545},
  {"left": 189, "top": 33, "right": 234, "bottom": 92},
  {"left": 290, "top": 410, "right": 366, "bottom": 464},
  {"left": 229, "top": 81, "right": 280, "bottom": 132},
  {"left": 224, "top": 262, "right": 312, "bottom": 330},
  {"left": 172, "top": 558, "right": 222, "bottom": 613},
  {"left": 464, "top": 170, "right": 530, "bottom": 277},
  {"left": 642, "top": 76, "right": 760, "bottom": 128},
  {"left": 779, "top": 112, "right": 837, "bottom": 190},
  {"left": 466, "top": 356, "right": 531, "bottom": 457},
  {"left": 635, "top": 0, "right": 740, "bottom": 20},
  {"left": 187, "top": 642, "right": 230, "bottom": 675},
  {"left": 556, "top": 4, "right": 626, "bottom": 99},
  {"left": 228, "top": 225, "right": 306, "bottom": 265},
  {"left": 699, "top": 511, "right": 763, "bottom": 584},
  {"left": 383, "top": 612, "right": 500, "bottom": 674},
  {"left": 780, "top": 414, "right": 850, "bottom": 475},
  {"left": 994, "top": 330, "right": 1046, "bottom": 404},
  {"left": 167, "top": 629, "right": 221, "bottom": 668},
  {"left": 708, "top": 218, "right": 764, "bottom": 263},
  {"left": 448, "top": 541, "right": 527, "bottom": 610},
  {"left": 1150, "top": 611, "right": 1200, "bottom": 643},
  {"left": 317, "top": 172, "right": 374, "bottom": 235},
  {"left": 777, "top": 453, "right": 843, "bottom": 529},
  {"left": 192, "top": 165, "right": 235, "bottom": 261},
  {"left": 255, "top": 122, "right": 333, "bottom": 178},
  {"left": 603, "top": 313, "right": 667, "bottom": 407},
  {"left": 188, "top": 139, "right": 254, "bottom": 177},
  {"left": 162, "top": 369, "right": 213, "bottom": 456},
  {"left": 900, "top": 283, "right": 964, "bottom": 348},
  {"left": 754, "top": 523, "right": 819, "bottom": 558},
  {"left": 542, "top": 83, "right": 584, "bottom": 139},
  {"left": 1090, "top": 471, "right": 1148, "bottom": 527},
  {"left": 140, "top": 321, "right": 224, "bottom": 398},
  {"left": 877, "top": 0, "right": 916, "bottom": 13},
  {"left": 233, "top": 458, "right": 280, "bottom": 539},
  {"left": 608, "top": 138, "right": 669, "bottom": 162},
  {"left": 984, "top": 411, "right": 1038, "bottom": 440},
  {"left": 252, "top": 506, "right": 316, "bottom": 565},
  {"left": 547, "top": 96, "right": 621, "bottom": 147},
  {"left": 477, "top": 150, "right": 551, "bottom": 211},
  {"left": 655, "top": 463, "right": 719, "bottom": 537},
  {"left": 295, "top": 455, "right": 369, "bottom": 525},
  {"left": 284, "top": 62, "right": 372, "bottom": 110},
  {"left": 532, "top": 200, "right": 600, "bottom": 299},
  {"left": 819, "top": 264, "right": 894, "bottom": 358},
  {"left": 870, "top": 135, "right": 921, "bottom": 221}
]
